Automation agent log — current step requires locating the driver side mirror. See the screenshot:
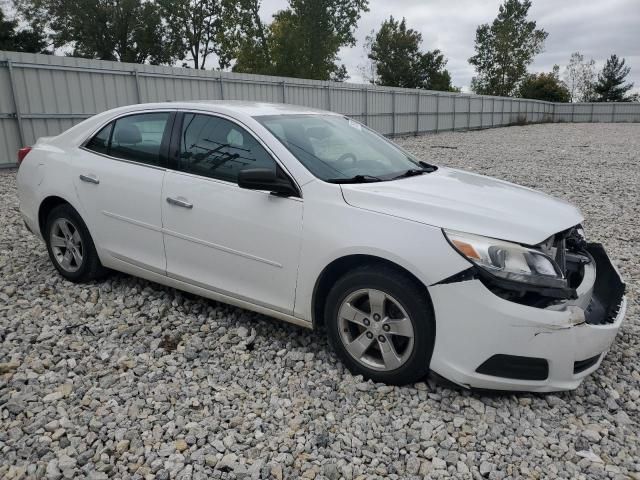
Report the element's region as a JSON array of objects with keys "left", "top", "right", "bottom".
[{"left": 237, "top": 168, "right": 299, "bottom": 197}]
